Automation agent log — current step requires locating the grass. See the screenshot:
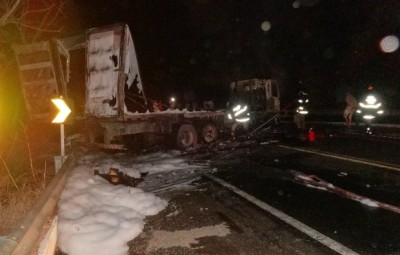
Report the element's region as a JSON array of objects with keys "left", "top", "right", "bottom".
[
  {"left": 0, "top": 61, "right": 59, "bottom": 236},
  {"left": 0, "top": 122, "right": 57, "bottom": 236},
  {"left": 0, "top": 177, "right": 46, "bottom": 235}
]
